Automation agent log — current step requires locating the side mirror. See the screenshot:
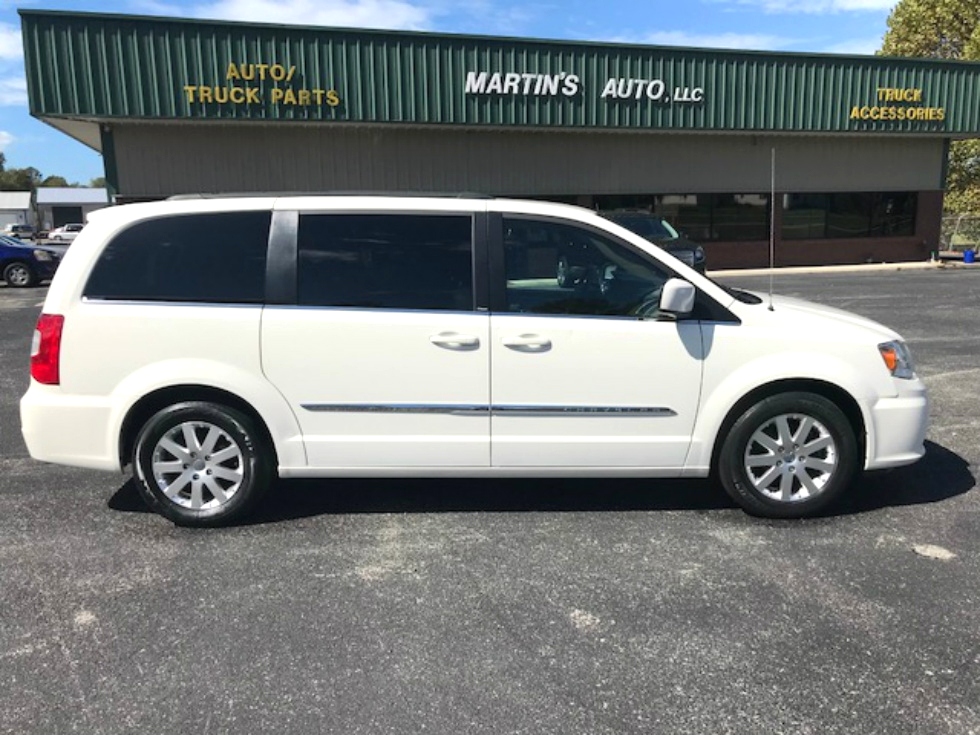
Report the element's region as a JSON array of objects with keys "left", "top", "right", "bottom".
[{"left": 659, "top": 278, "right": 696, "bottom": 316}]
